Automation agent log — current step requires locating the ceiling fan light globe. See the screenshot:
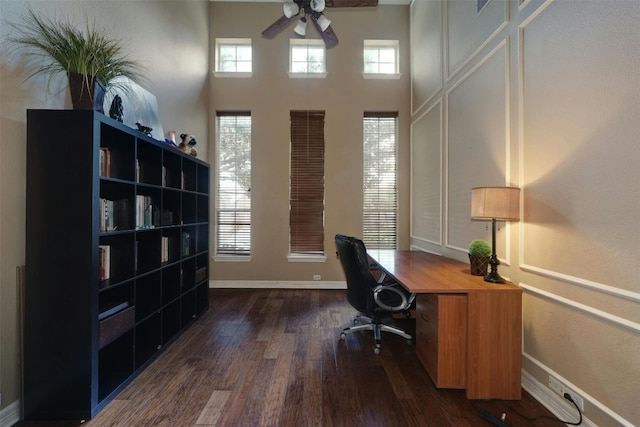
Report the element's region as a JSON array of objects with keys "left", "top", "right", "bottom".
[
  {"left": 294, "top": 18, "right": 307, "bottom": 36},
  {"left": 311, "top": 0, "right": 326, "bottom": 13},
  {"left": 283, "top": 2, "right": 300, "bottom": 18},
  {"left": 316, "top": 14, "right": 331, "bottom": 32}
]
